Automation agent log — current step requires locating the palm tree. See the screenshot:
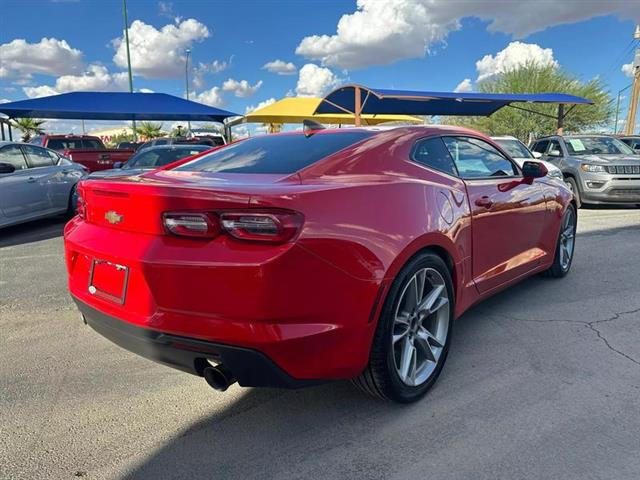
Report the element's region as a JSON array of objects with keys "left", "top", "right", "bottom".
[
  {"left": 11, "top": 118, "right": 46, "bottom": 142},
  {"left": 136, "top": 121, "right": 165, "bottom": 140}
]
